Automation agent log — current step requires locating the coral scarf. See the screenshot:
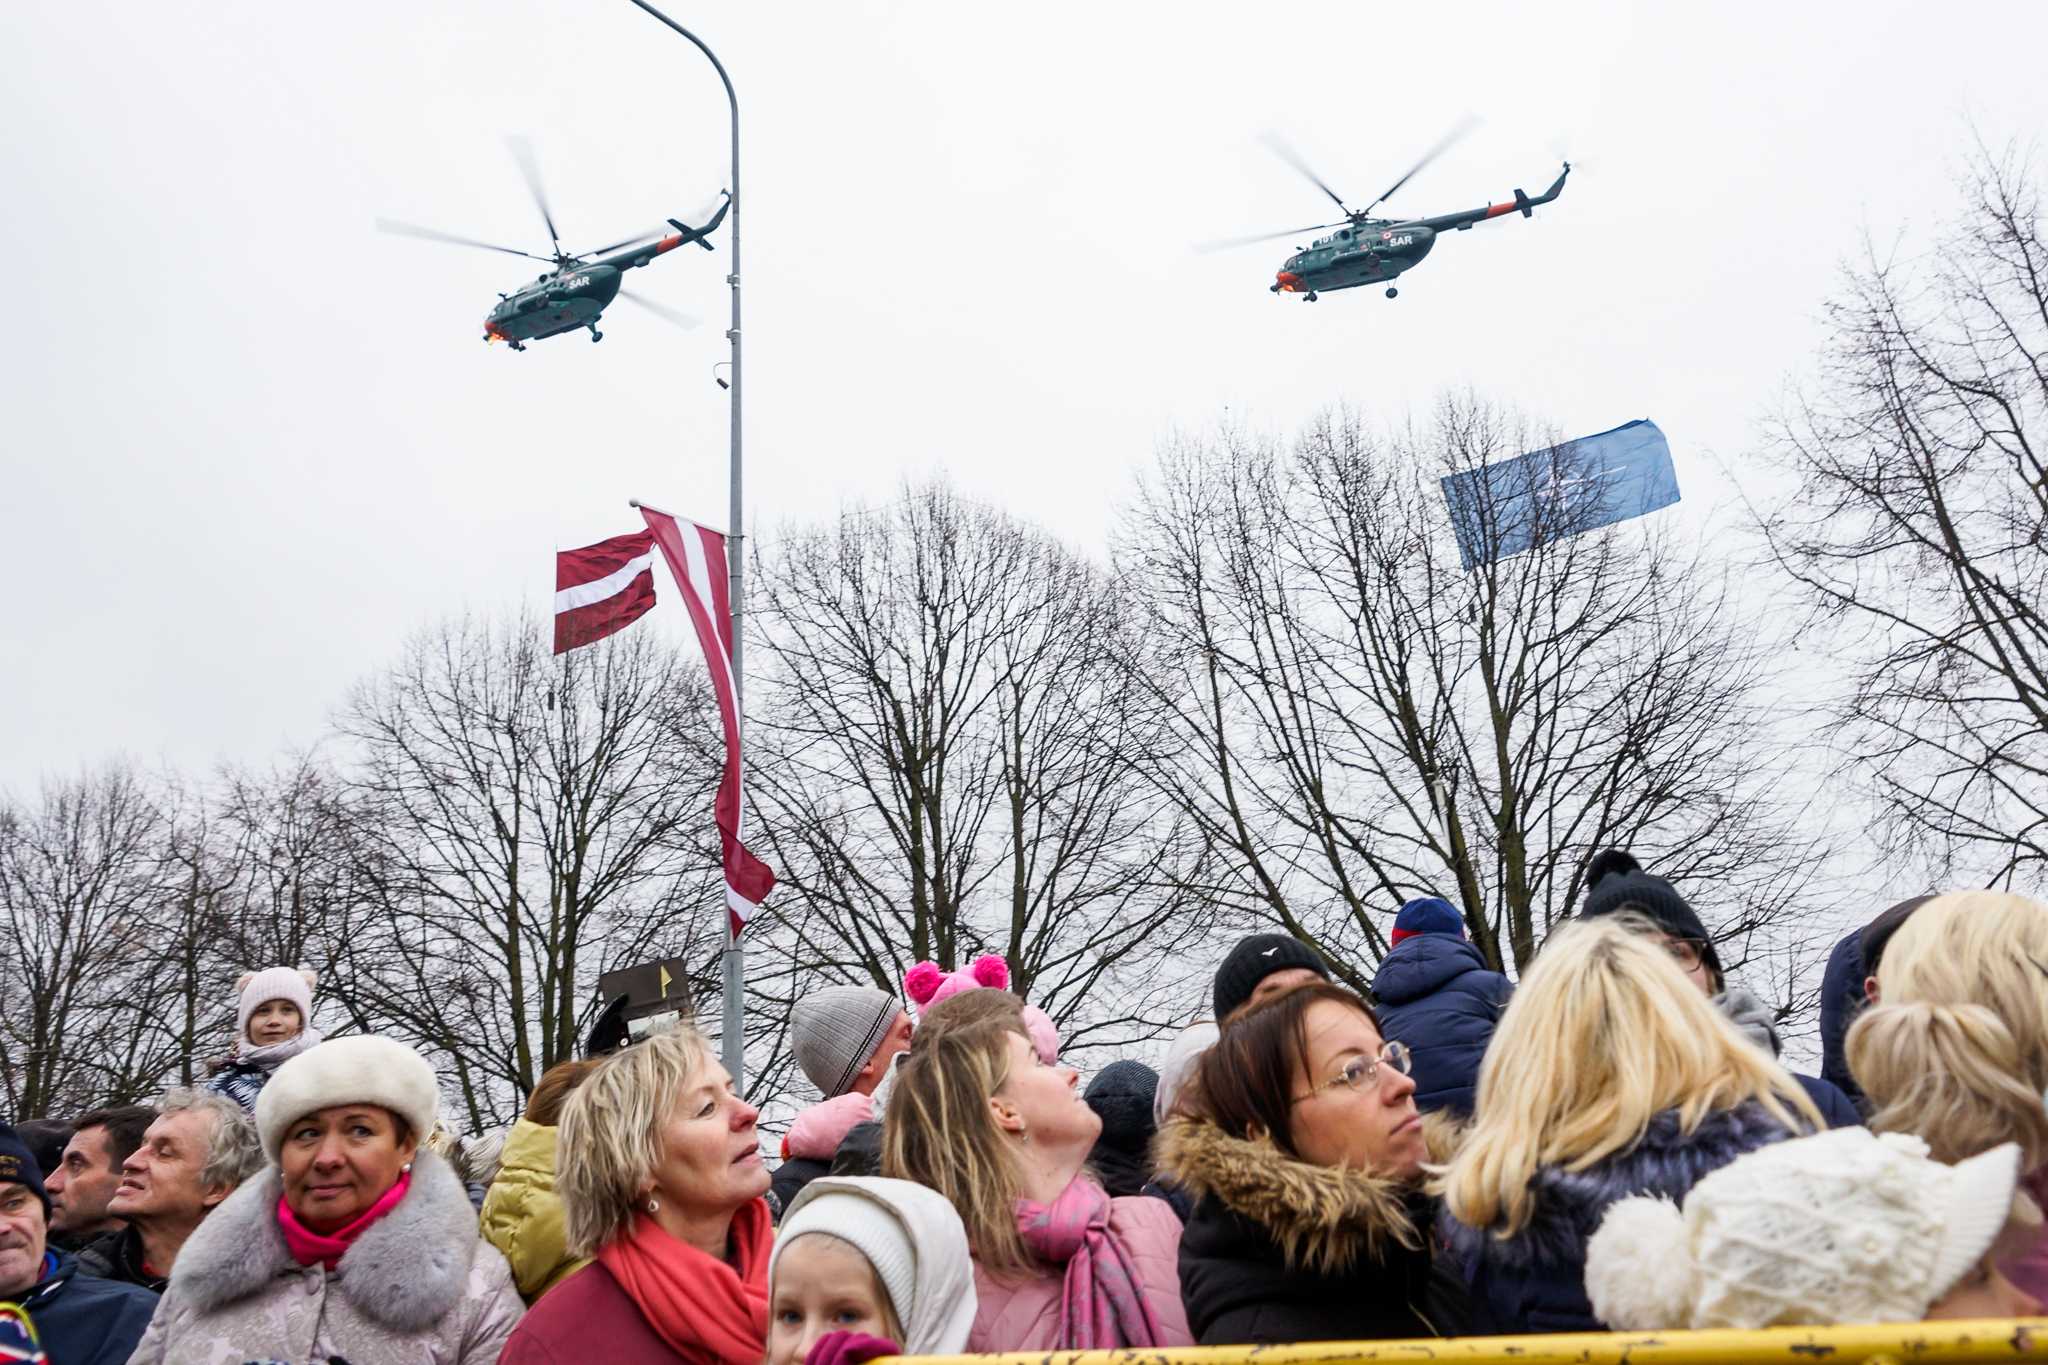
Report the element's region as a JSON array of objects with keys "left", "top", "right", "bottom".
[
  {"left": 1015, "top": 1177, "right": 1165, "bottom": 1350},
  {"left": 278, "top": 1170, "right": 411, "bottom": 1271},
  {"left": 596, "top": 1199, "right": 772, "bottom": 1365}
]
